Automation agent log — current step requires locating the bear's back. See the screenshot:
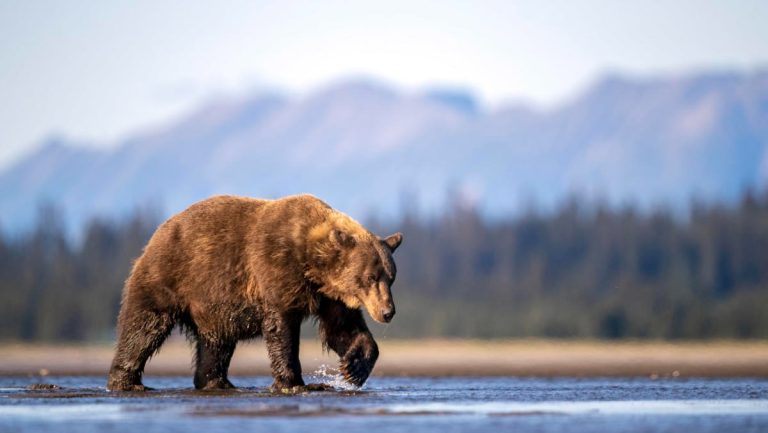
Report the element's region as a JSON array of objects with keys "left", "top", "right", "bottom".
[
  {"left": 156, "top": 194, "right": 332, "bottom": 241},
  {"left": 136, "top": 195, "right": 334, "bottom": 291}
]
